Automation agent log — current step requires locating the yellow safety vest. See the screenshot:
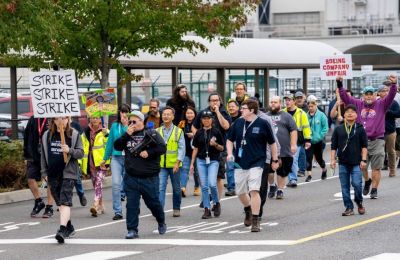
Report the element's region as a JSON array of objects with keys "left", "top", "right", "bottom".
[
  {"left": 157, "top": 125, "right": 183, "bottom": 168},
  {"left": 80, "top": 129, "right": 109, "bottom": 175}
]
